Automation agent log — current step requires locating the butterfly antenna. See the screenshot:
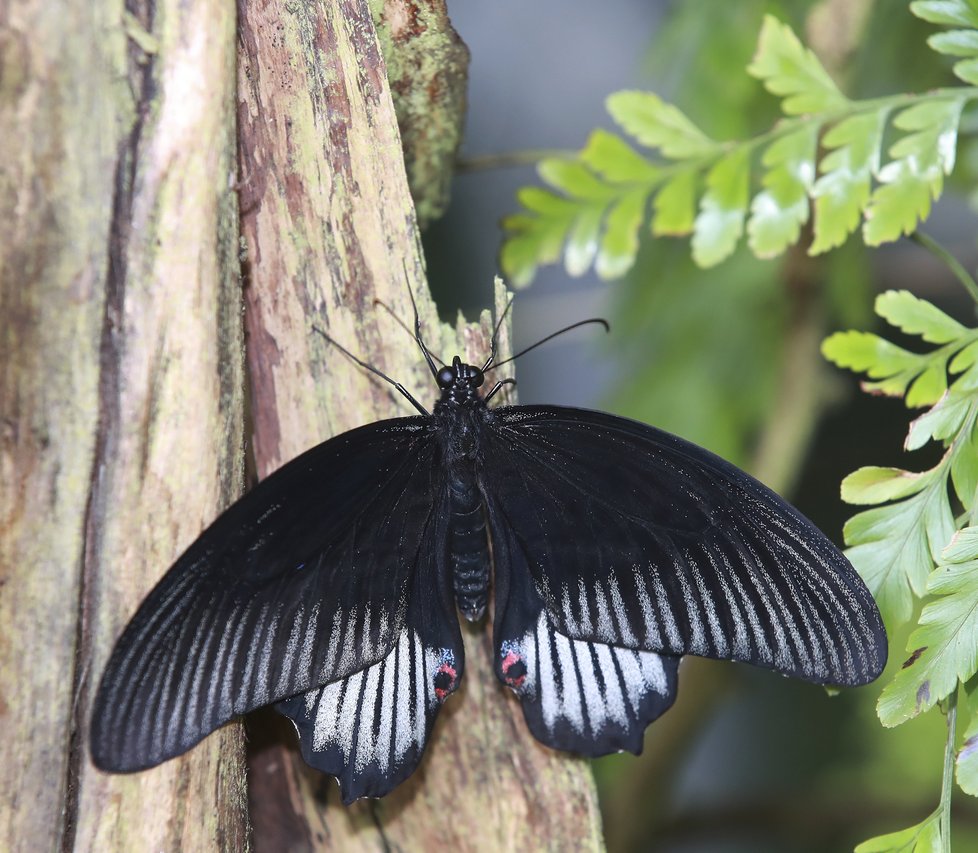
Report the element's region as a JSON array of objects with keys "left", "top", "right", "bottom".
[
  {"left": 482, "top": 295, "right": 517, "bottom": 372},
  {"left": 404, "top": 276, "right": 440, "bottom": 378},
  {"left": 312, "top": 325, "right": 429, "bottom": 416},
  {"left": 374, "top": 298, "right": 446, "bottom": 366},
  {"left": 488, "top": 318, "right": 610, "bottom": 371}
]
